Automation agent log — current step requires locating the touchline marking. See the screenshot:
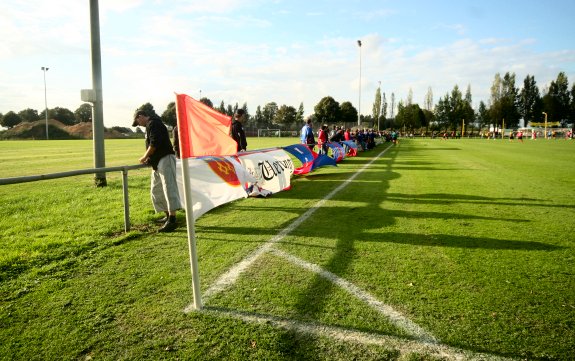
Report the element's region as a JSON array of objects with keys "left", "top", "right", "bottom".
[
  {"left": 269, "top": 248, "right": 437, "bottom": 344},
  {"left": 199, "top": 308, "right": 514, "bottom": 361},
  {"left": 186, "top": 145, "right": 393, "bottom": 313}
]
